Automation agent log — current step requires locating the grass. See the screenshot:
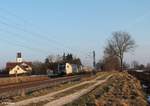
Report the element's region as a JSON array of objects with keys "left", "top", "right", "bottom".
[
  {"left": 53, "top": 82, "right": 95, "bottom": 99},
  {"left": 8, "top": 74, "right": 98, "bottom": 102},
  {"left": 64, "top": 79, "right": 113, "bottom": 106},
  {"left": 13, "top": 72, "right": 109, "bottom": 106},
  {"left": 0, "top": 76, "right": 48, "bottom": 86},
  {"left": 2, "top": 72, "right": 124, "bottom": 106},
  {"left": 12, "top": 81, "right": 81, "bottom": 102},
  {"left": 96, "top": 72, "right": 112, "bottom": 81},
  {"left": 65, "top": 72, "right": 148, "bottom": 106},
  {"left": 25, "top": 82, "right": 96, "bottom": 106},
  {"left": 23, "top": 100, "right": 49, "bottom": 106}
]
